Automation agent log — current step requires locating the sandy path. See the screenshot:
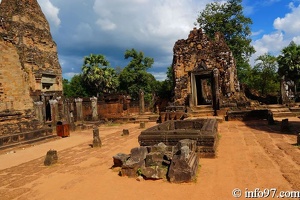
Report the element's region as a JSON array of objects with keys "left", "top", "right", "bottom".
[{"left": 0, "top": 119, "right": 299, "bottom": 200}]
